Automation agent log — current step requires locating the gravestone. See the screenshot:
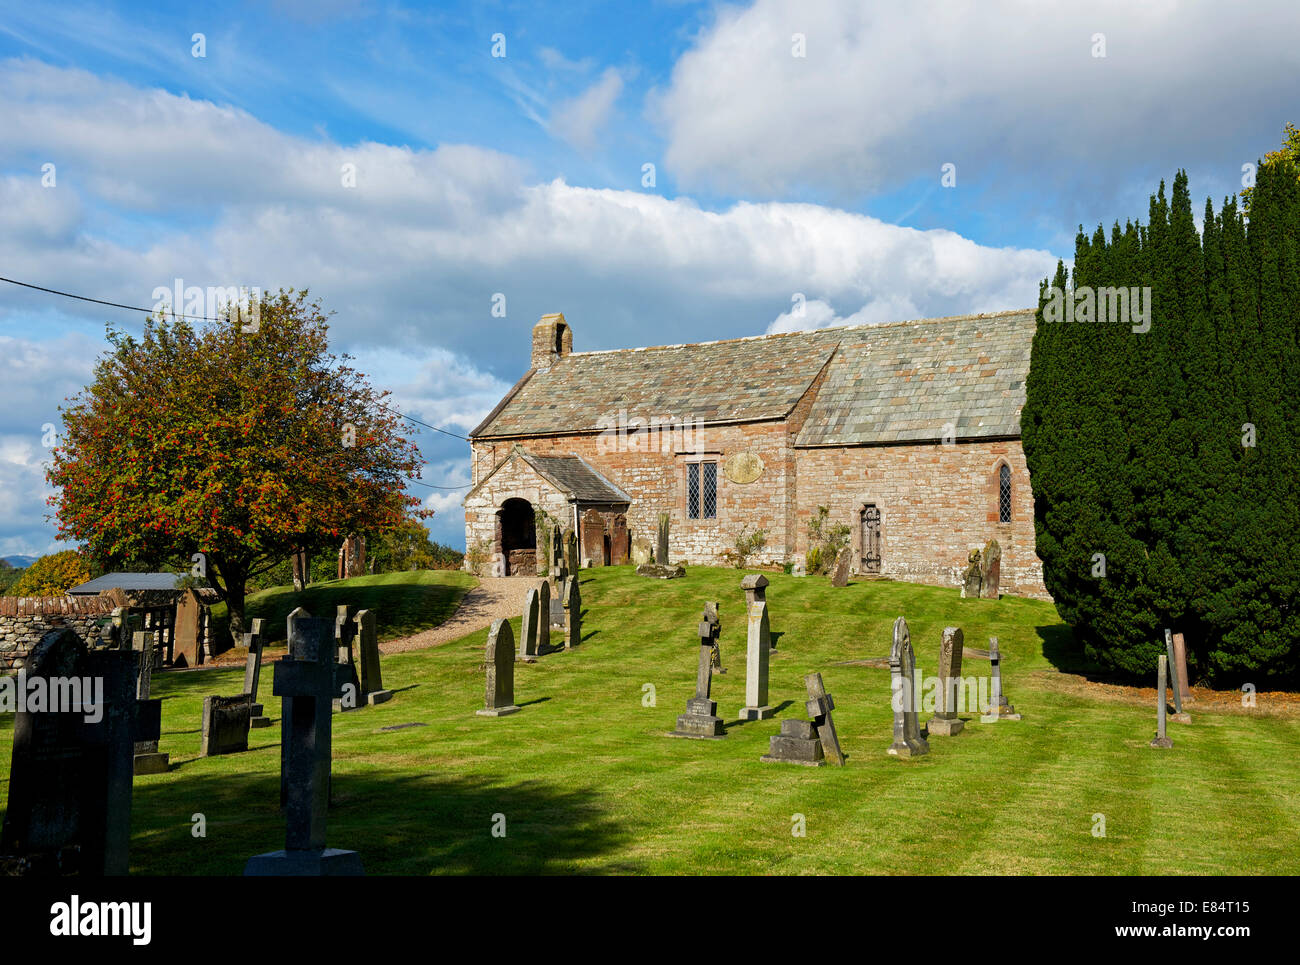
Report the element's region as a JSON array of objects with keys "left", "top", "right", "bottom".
[
  {"left": 980, "top": 540, "right": 1001, "bottom": 599},
  {"left": 742, "top": 573, "right": 775, "bottom": 653},
  {"left": 246, "top": 620, "right": 363, "bottom": 876},
  {"left": 582, "top": 509, "right": 605, "bottom": 565},
  {"left": 631, "top": 538, "right": 653, "bottom": 567},
  {"left": 830, "top": 548, "right": 851, "bottom": 587},
  {"left": 244, "top": 618, "right": 271, "bottom": 727},
  {"left": 982, "top": 636, "right": 1021, "bottom": 720},
  {"left": 536, "top": 579, "right": 552, "bottom": 654},
  {"left": 1164, "top": 629, "right": 1191, "bottom": 723},
  {"left": 291, "top": 547, "right": 310, "bottom": 592},
  {"left": 478, "top": 619, "right": 520, "bottom": 717},
  {"left": 552, "top": 527, "right": 564, "bottom": 574},
  {"left": 283, "top": 610, "right": 330, "bottom": 806},
  {"left": 791, "top": 559, "right": 807, "bottom": 577},
  {"left": 1171, "top": 631, "right": 1192, "bottom": 704},
  {"left": 564, "top": 527, "right": 579, "bottom": 578},
  {"left": 737, "top": 600, "right": 773, "bottom": 720},
  {"left": 563, "top": 576, "right": 582, "bottom": 649},
  {"left": 132, "top": 630, "right": 170, "bottom": 774},
  {"left": 655, "top": 514, "right": 670, "bottom": 565},
  {"left": 610, "top": 514, "right": 629, "bottom": 564},
  {"left": 355, "top": 609, "right": 391, "bottom": 705},
  {"left": 960, "top": 549, "right": 983, "bottom": 598},
  {"left": 0, "top": 629, "right": 138, "bottom": 875},
  {"left": 519, "top": 587, "right": 541, "bottom": 662},
  {"left": 635, "top": 562, "right": 686, "bottom": 579},
  {"left": 703, "top": 601, "right": 724, "bottom": 673},
  {"left": 759, "top": 719, "right": 825, "bottom": 766},
  {"left": 334, "top": 604, "right": 362, "bottom": 710},
  {"left": 201, "top": 694, "right": 252, "bottom": 756},
  {"left": 804, "top": 672, "right": 845, "bottom": 765},
  {"left": 1149, "top": 654, "right": 1174, "bottom": 749},
  {"left": 668, "top": 617, "right": 726, "bottom": 739},
  {"left": 887, "top": 616, "right": 930, "bottom": 757},
  {"left": 927, "top": 626, "right": 966, "bottom": 736}
]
